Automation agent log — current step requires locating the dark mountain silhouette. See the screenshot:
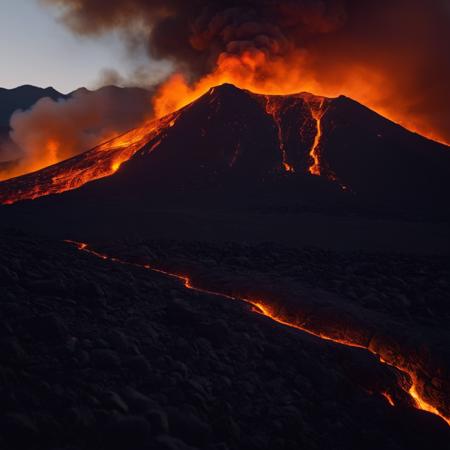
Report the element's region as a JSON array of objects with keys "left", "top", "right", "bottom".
[
  {"left": 0, "top": 85, "right": 68, "bottom": 162},
  {"left": 0, "top": 84, "right": 151, "bottom": 167},
  {"left": 1, "top": 84, "right": 449, "bottom": 217},
  {"left": 0, "top": 85, "right": 67, "bottom": 128}
]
